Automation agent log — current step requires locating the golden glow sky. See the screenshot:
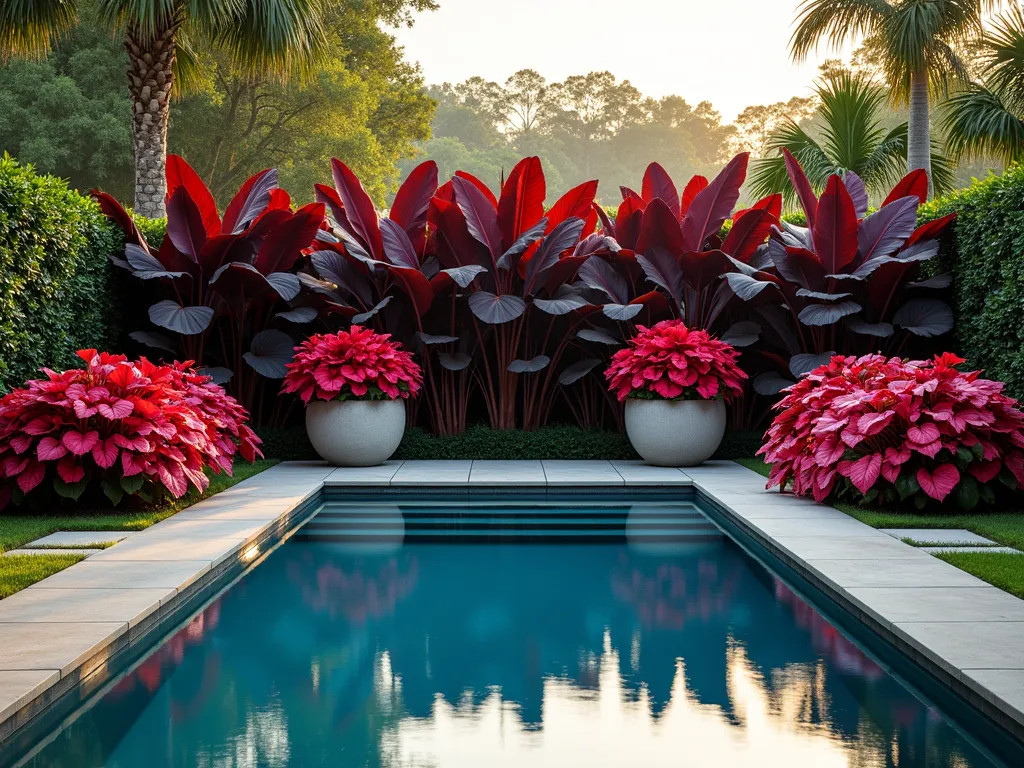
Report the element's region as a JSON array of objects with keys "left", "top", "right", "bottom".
[{"left": 389, "top": 0, "right": 850, "bottom": 121}]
